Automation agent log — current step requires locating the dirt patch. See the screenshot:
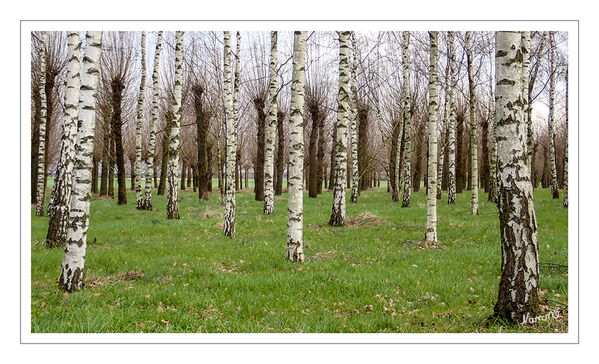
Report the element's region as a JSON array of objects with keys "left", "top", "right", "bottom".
[
  {"left": 86, "top": 270, "right": 144, "bottom": 288},
  {"left": 347, "top": 212, "right": 387, "bottom": 227}
]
